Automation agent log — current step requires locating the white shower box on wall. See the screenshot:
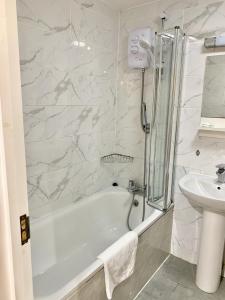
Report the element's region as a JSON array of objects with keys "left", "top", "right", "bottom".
[{"left": 128, "top": 27, "right": 153, "bottom": 69}]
